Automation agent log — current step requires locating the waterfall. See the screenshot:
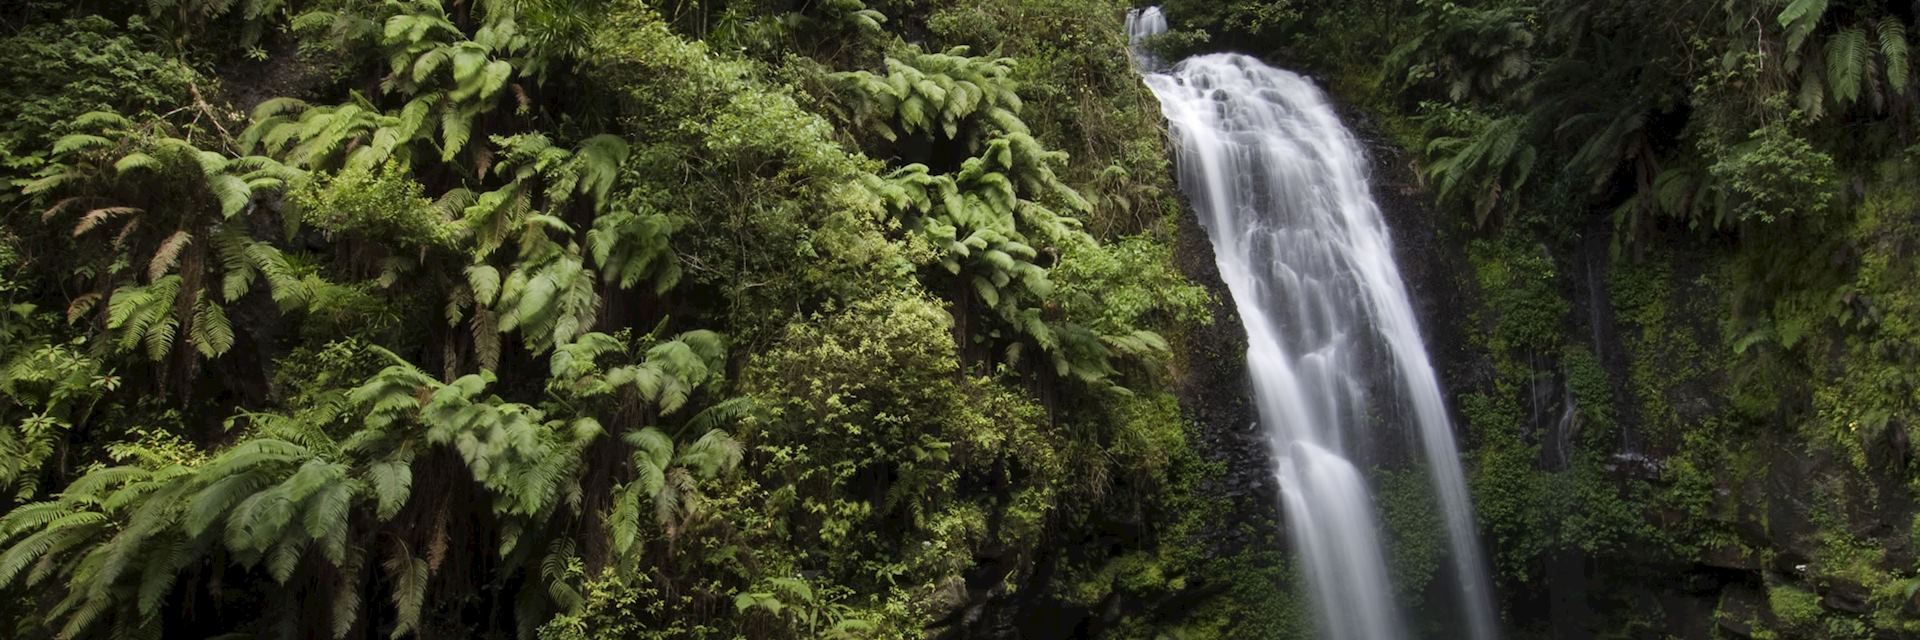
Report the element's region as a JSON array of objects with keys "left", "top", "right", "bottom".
[
  {"left": 1129, "top": 9, "right": 1498, "bottom": 640},
  {"left": 1124, "top": 7, "right": 1167, "bottom": 69}
]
